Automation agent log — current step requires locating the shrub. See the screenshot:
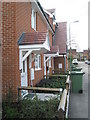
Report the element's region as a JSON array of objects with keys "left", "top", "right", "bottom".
[
  {"left": 19, "top": 97, "right": 60, "bottom": 119},
  {"left": 5, "top": 107, "right": 18, "bottom": 118},
  {"left": 36, "top": 77, "right": 66, "bottom": 90}
]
